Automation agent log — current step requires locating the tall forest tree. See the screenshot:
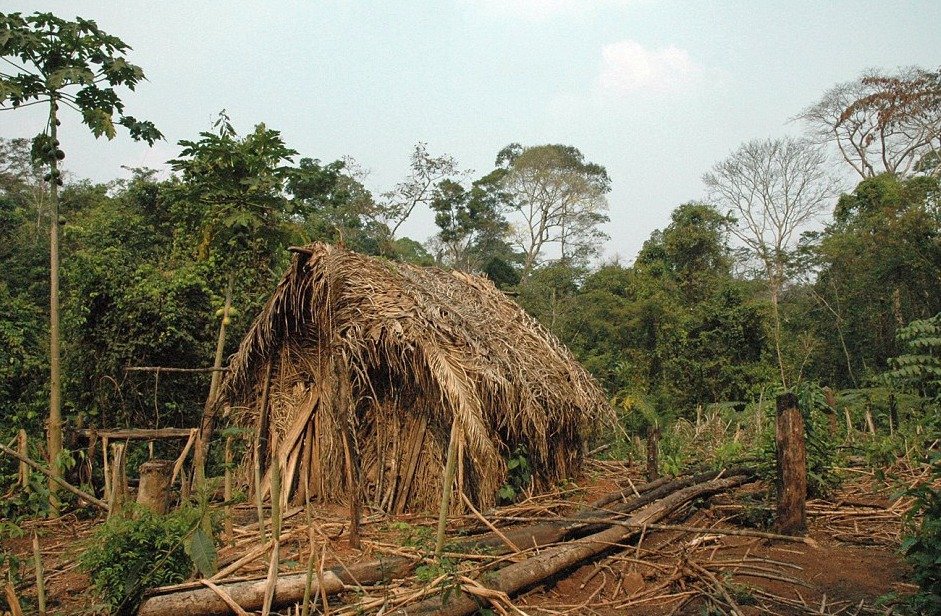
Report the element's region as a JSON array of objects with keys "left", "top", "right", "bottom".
[
  {"left": 496, "top": 143, "right": 610, "bottom": 279},
  {"left": 704, "top": 137, "right": 838, "bottom": 387},
  {"left": 808, "top": 173, "right": 941, "bottom": 386},
  {"left": 0, "top": 12, "right": 161, "bottom": 508},
  {"left": 428, "top": 170, "right": 514, "bottom": 274},
  {"left": 800, "top": 67, "right": 941, "bottom": 179}
]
